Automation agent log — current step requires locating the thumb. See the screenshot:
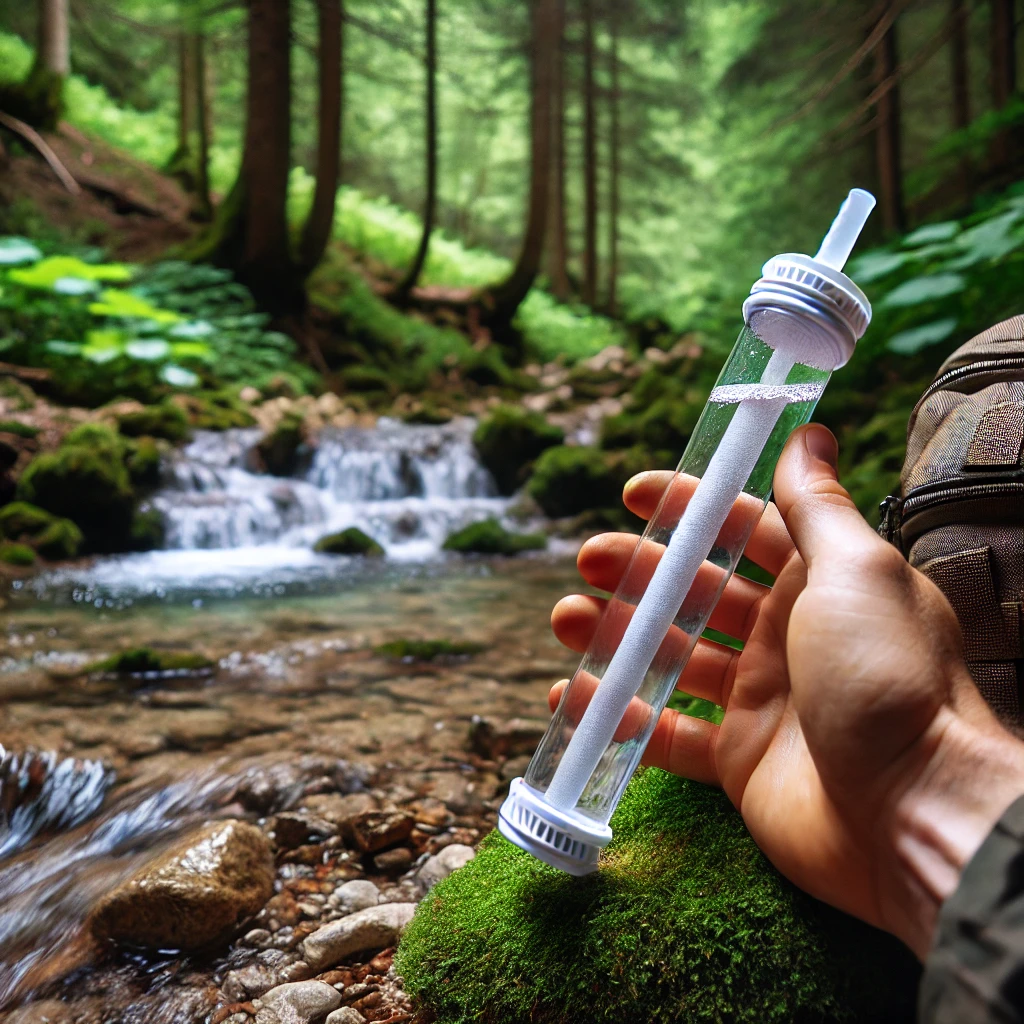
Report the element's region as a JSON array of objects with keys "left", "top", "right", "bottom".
[{"left": 772, "top": 424, "right": 881, "bottom": 571}]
